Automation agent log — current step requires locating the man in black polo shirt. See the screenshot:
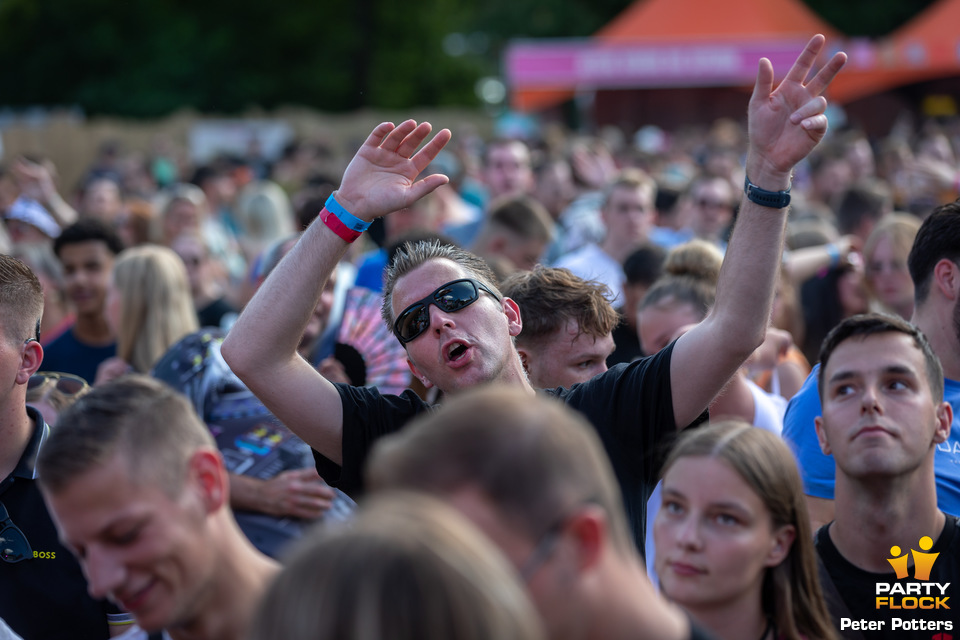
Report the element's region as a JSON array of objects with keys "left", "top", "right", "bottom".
[{"left": 0, "top": 254, "right": 127, "bottom": 638}]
